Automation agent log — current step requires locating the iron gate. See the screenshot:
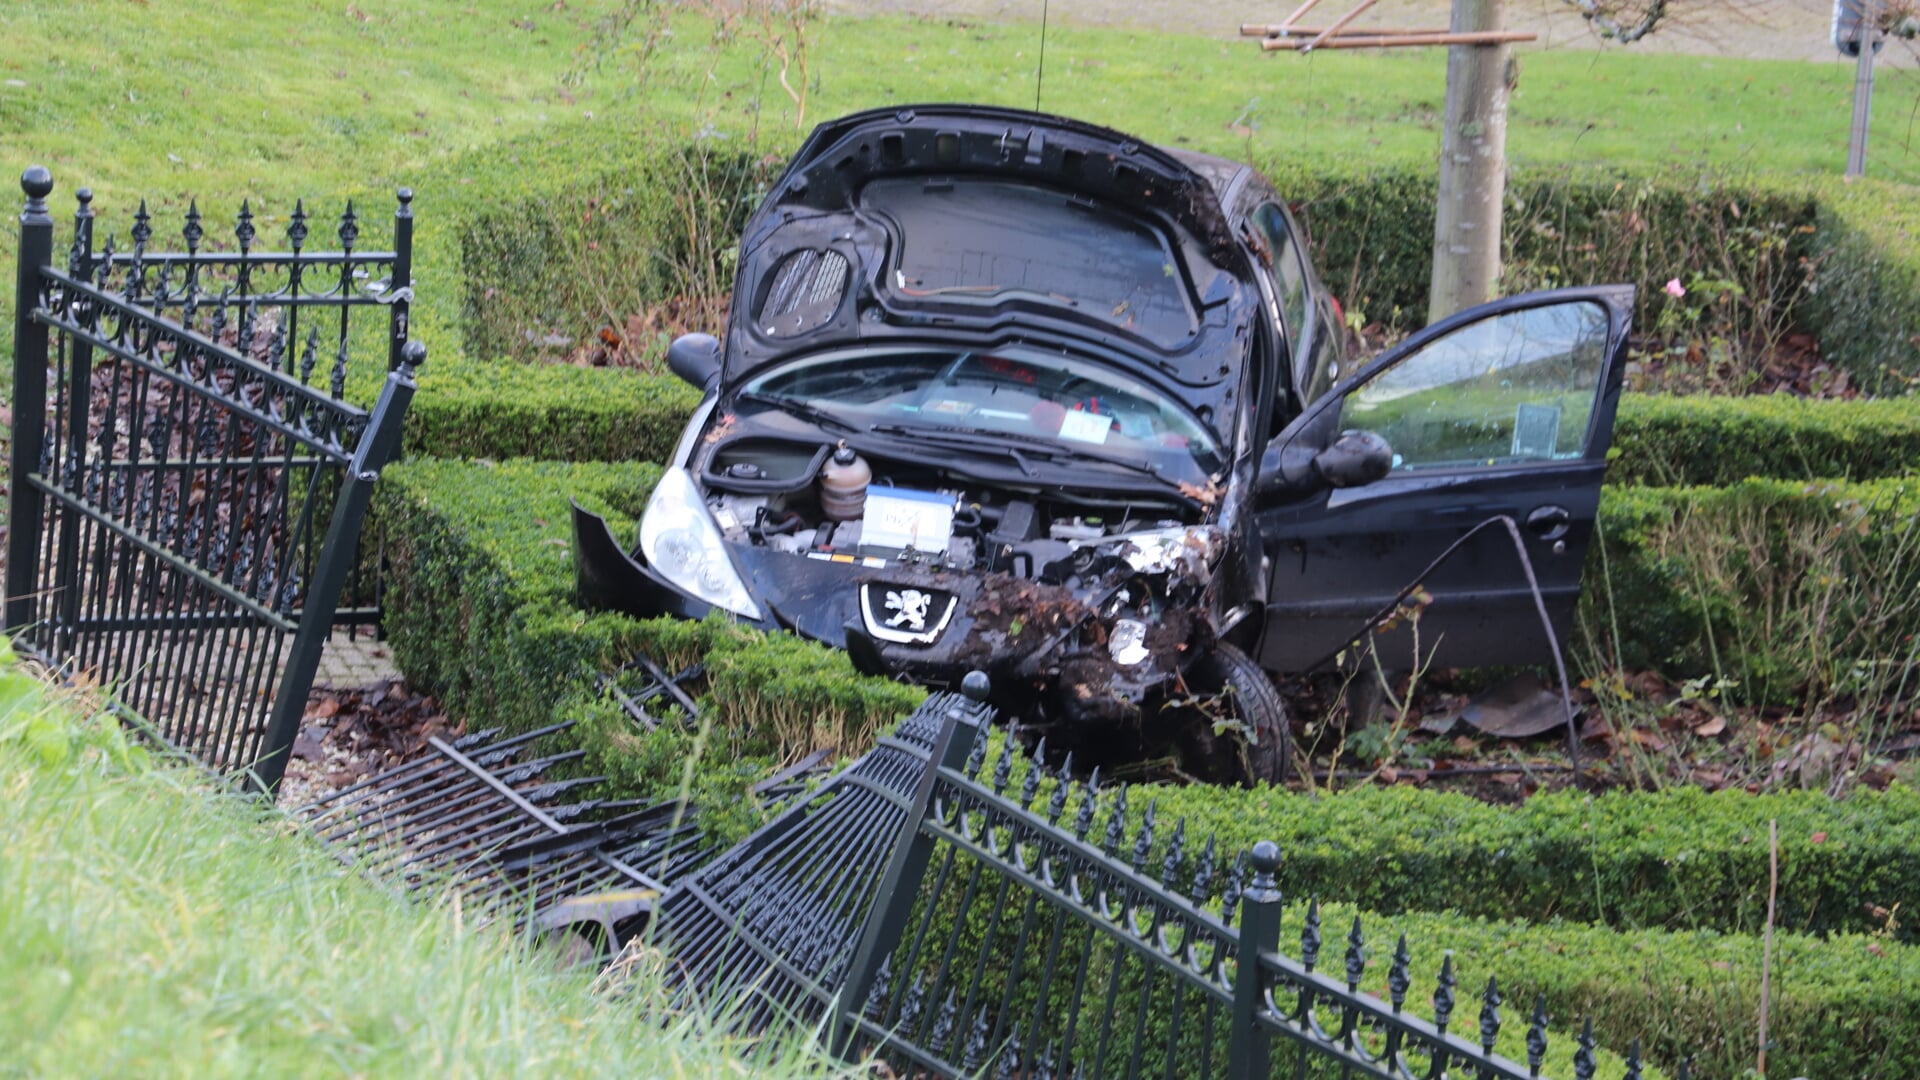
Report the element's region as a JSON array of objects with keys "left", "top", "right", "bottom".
[{"left": 5, "top": 166, "right": 418, "bottom": 793}]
